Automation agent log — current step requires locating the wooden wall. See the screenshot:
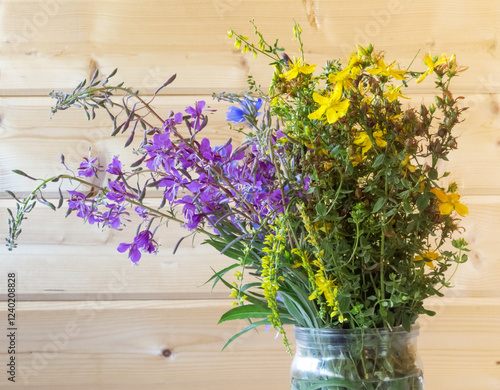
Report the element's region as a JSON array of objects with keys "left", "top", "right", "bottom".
[{"left": 0, "top": 1, "right": 499, "bottom": 389}]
